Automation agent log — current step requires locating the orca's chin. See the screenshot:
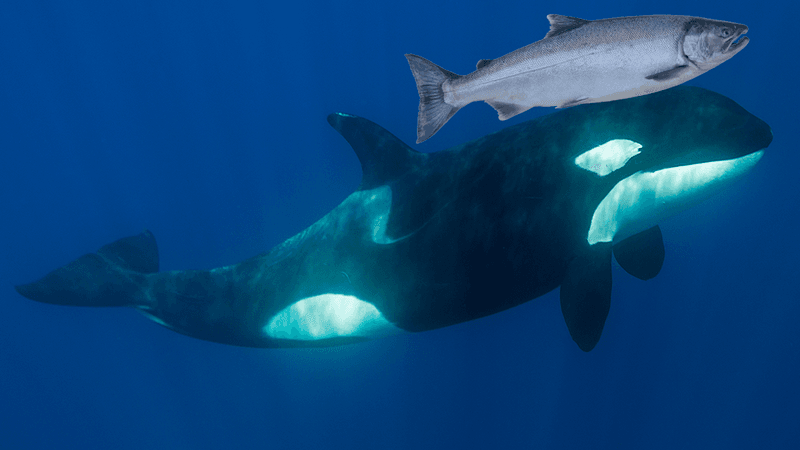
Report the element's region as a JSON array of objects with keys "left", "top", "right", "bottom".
[{"left": 588, "top": 150, "right": 765, "bottom": 245}]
